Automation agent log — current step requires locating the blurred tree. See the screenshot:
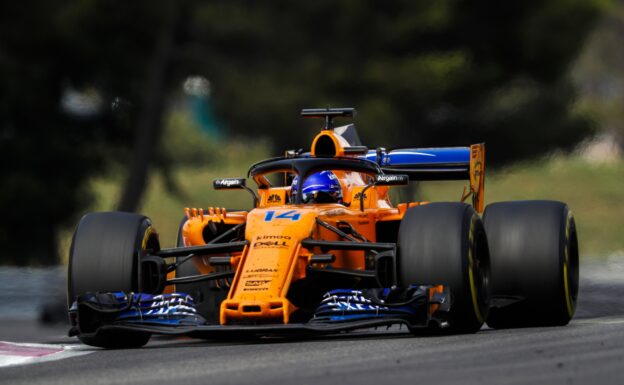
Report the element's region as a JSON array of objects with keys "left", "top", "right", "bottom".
[
  {"left": 190, "top": 0, "right": 604, "bottom": 164},
  {"left": 0, "top": 0, "right": 607, "bottom": 264},
  {"left": 0, "top": 0, "right": 105, "bottom": 265},
  {"left": 0, "top": 0, "right": 182, "bottom": 264},
  {"left": 573, "top": 0, "right": 624, "bottom": 150}
]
